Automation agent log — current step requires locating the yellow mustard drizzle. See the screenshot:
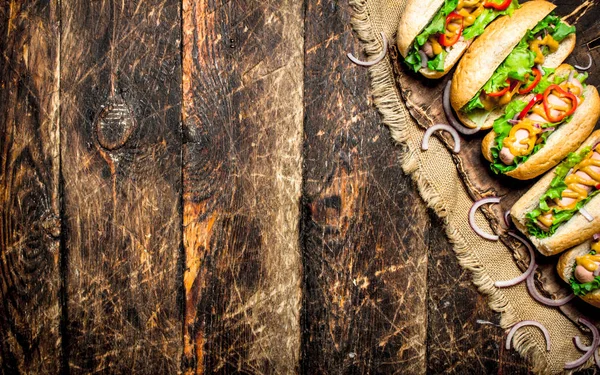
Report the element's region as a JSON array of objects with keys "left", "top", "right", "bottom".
[
  {"left": 457, "top": 4, "right": 484, "bottom": 27},
  {"left": 531, "top": 103, "right": 548, "bottom": 120},
  {"left": 429, "top": 36, "right": 443, "bottom": 55},
  {"left": 504, "top": 119, "right": 542, "bottom": 156},
  {"left": 554, "top": 146, "right": 600, "bottom": 210},
  {"left": 457, "top": 0, "right": 482, "bottom": 9},
  {"left": 480, "top": 82, "right": 522, "bottom": 110},
  {"left": 576, "top": 253, "right": 600, "bottom": 272},
  {"left": 565, "top": 81, "right": 583, "bottom": 97},
  {"left": 537, "top": 214, "right": 553, "bottom": 228},
  {"left": 529, "top": 35, "right": 559, "bottom": 64}
]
